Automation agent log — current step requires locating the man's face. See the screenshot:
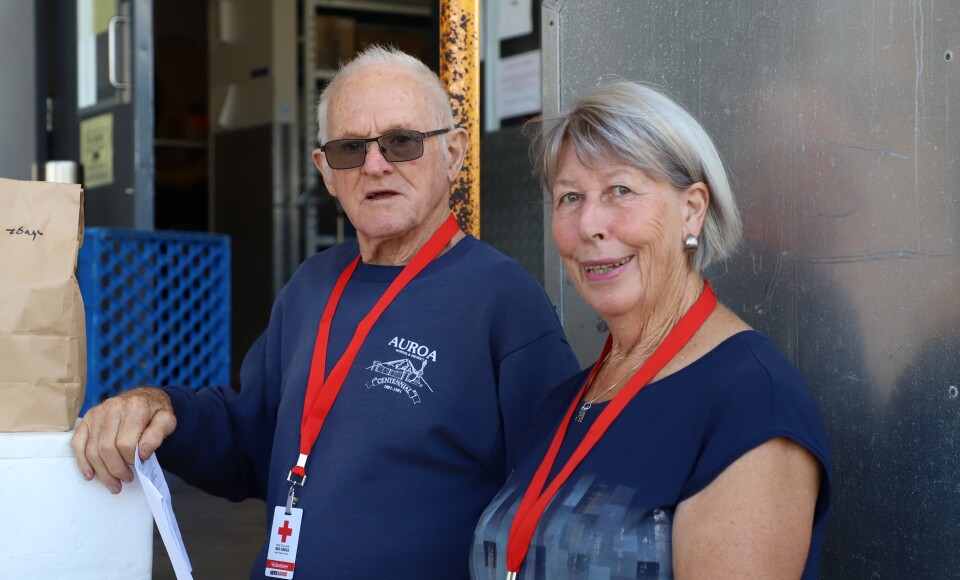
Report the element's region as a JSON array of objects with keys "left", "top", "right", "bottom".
[{"left": 314, "top": 64, "right": 464, "bottom": 248}]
